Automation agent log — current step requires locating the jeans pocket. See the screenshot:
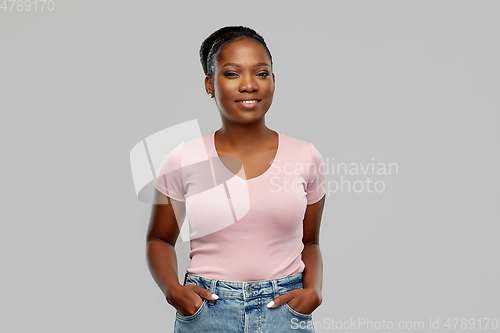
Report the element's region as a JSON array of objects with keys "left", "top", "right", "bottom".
[
  {"left": 176, "top": 299, "right": 208, "bottom": 321},
  {"left": 284, "top": 302, "right": 313, "bottom": 319}
]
